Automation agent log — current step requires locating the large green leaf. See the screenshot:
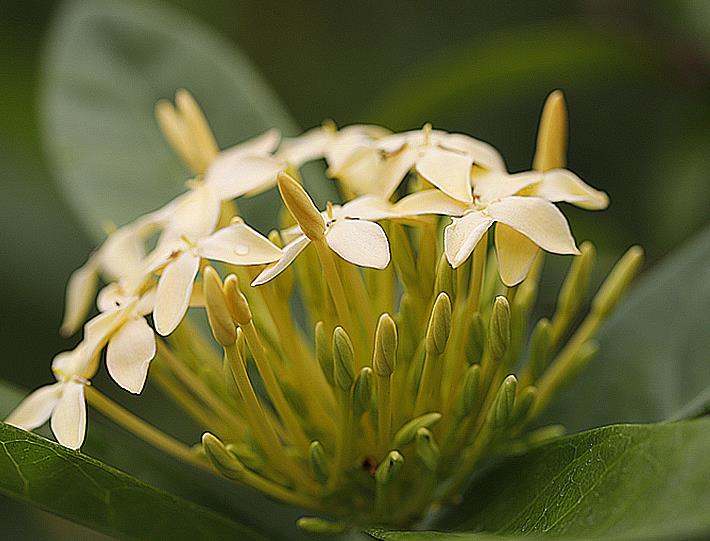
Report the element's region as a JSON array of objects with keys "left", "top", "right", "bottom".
[
  {"left": 0, "top": 421, "right": 267, "bottom": 540},
  {"left": 371, "top": 419, "right": 710, "bottom": 540},
  {"left": 542, "top": 222, "right": 710, "bottom": 431},
  {"left": 41, "top": 0, "right": 333, "bottom": 241}
]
